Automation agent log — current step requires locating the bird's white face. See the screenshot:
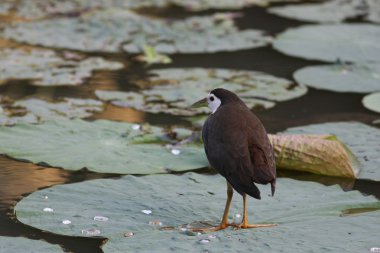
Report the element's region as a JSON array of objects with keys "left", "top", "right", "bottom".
[{"left": 207, "top": 93, "right": 221, "bottom": 114}]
